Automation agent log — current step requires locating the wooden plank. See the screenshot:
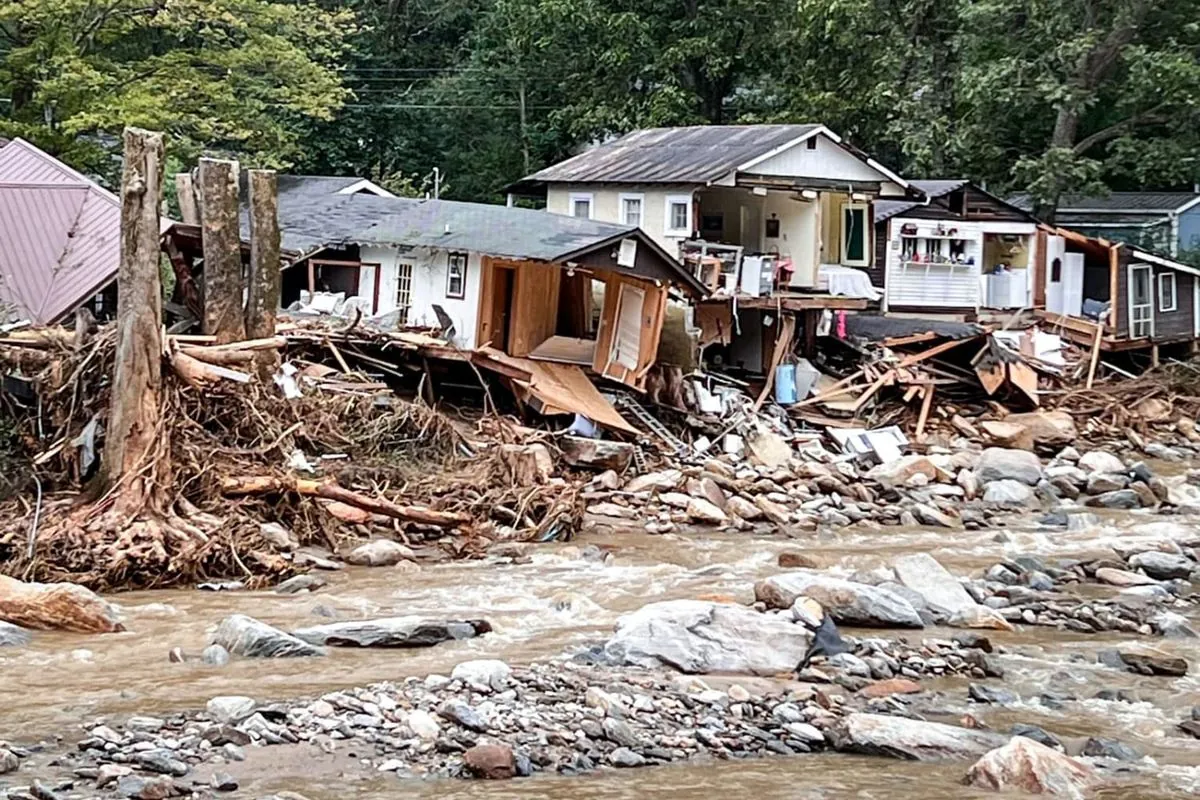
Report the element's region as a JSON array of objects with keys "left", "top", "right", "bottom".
[
  {"left": 1008, "top": 360, "right": 1040, "bottom": 406},
  {"left": 528, "top": 335, "right": 596, "bottom": 365},
  {"left": 518, "top": 360, "right": 638, "bottom": 434},
  {"left": 1085, "top": 324, "right": 1103, "bottom": 388},
  {"left": 975, "top": 362, "right": 1005, "bottom": 395},
  {"left": 851, "top": 369, "right": 894, "bottom": 413},
  {"left": 794, "top": 368, "right": 866, "bottom": 407},
  {"left": 753, "top": 313, "right": 797, "bottom": 412},
  {"left": 881, "top": 332, "right": 938, "bottom": 348},
  {"left": 915, "top": 386, "right": 935, "bottom": 437},
  {"left": 1109, "top": 243, "right": 1120, "bottom": 330},
  {"left": 902, "top": 385, "right": 921, "bottom": 403},
  {"left": 896, "top": 337, "right": 976, "bottom": 367}
]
